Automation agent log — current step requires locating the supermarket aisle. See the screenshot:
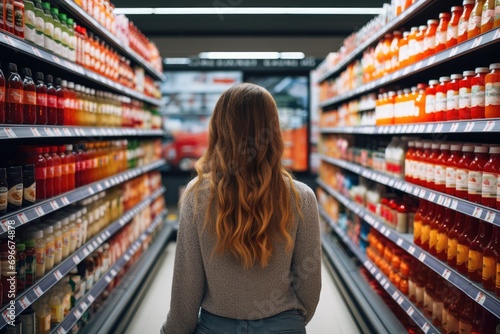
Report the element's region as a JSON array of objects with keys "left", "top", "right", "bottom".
[{"left": 126, "top": 242, "right": 361, "bottom": 334}]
